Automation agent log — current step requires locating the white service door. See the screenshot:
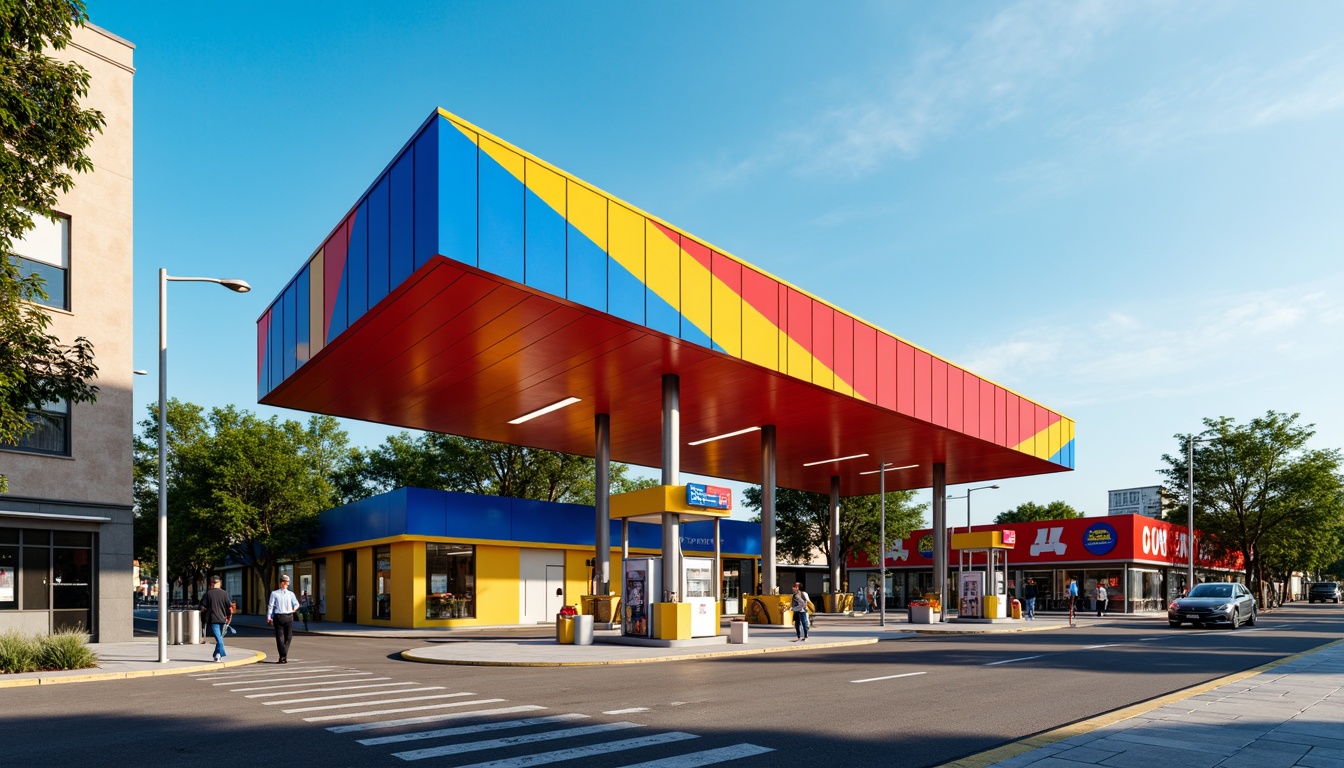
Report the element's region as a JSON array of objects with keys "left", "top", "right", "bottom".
[{"left": 520, "top": 549, "right": 566, "bottom": 624}]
